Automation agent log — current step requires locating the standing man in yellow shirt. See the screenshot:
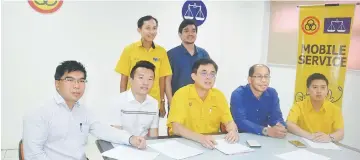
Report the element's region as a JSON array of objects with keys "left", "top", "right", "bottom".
[
  {"left": 115, "top": 15, "right": 172, "bottom": 118},
  {"left": 287, "top": 73, "right": 344, "bottom": 142},
  {"left": 167, "top": 59, "right": 239, "bottom": 149}
]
